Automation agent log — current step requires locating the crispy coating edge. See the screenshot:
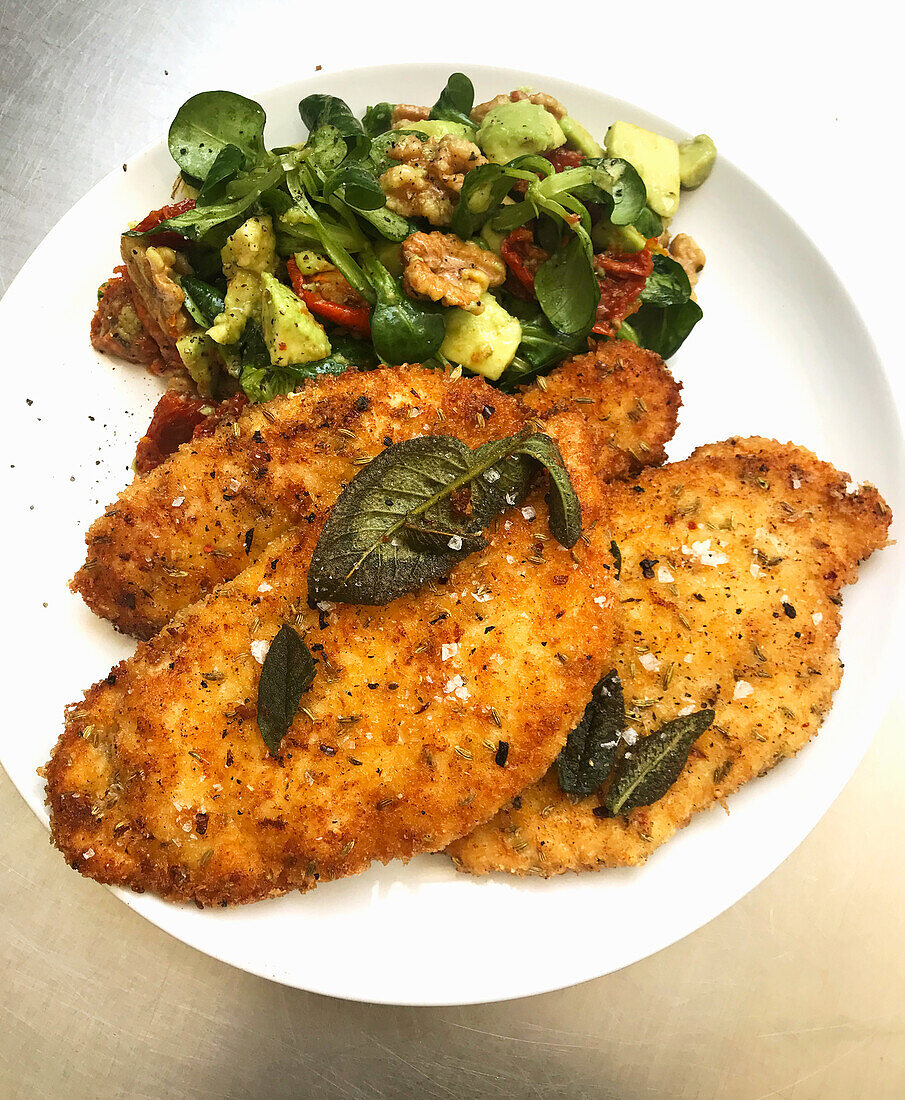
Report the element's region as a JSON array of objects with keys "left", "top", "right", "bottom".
[{"left": 448, "top": 437, "right": 891, "bottom": 877}]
